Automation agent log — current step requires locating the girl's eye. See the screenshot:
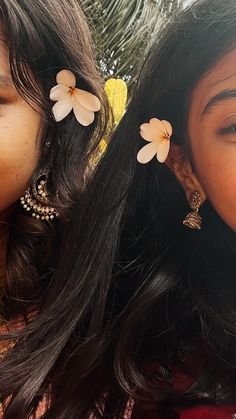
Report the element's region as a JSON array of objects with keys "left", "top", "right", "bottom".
[
  {"left": 0, "top": 97, "right": 8, "bottom": 105},
  {"left": 219, "top": 124, "right": 236, "bottom": 135}
]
